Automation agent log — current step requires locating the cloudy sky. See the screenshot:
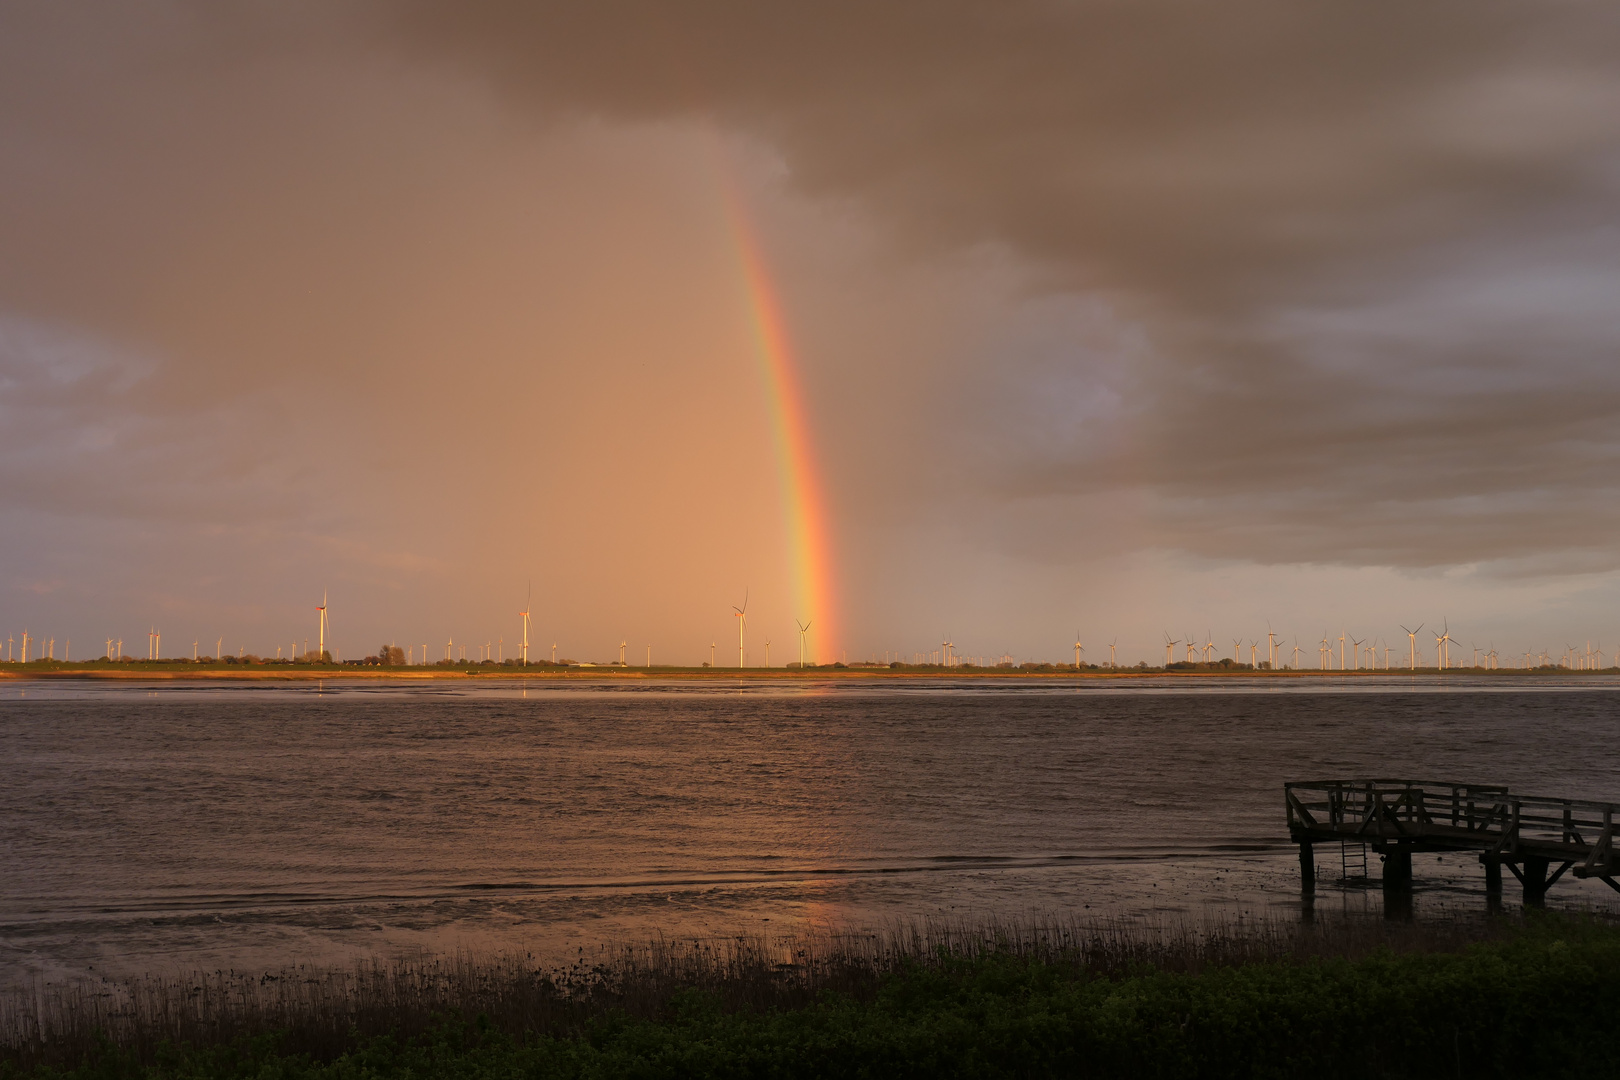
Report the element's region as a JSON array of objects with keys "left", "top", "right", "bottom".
[{"left": 4, "top": 1, "right": 1620, "bottom": 666}]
